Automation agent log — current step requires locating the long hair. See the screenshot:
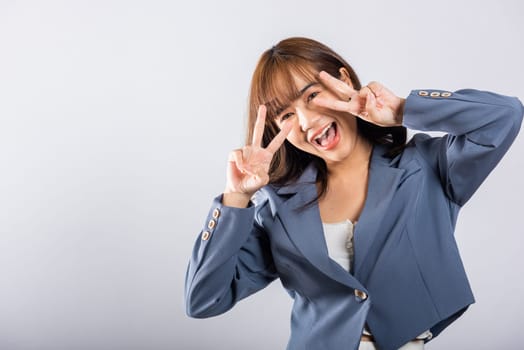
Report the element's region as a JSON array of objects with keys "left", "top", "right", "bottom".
[{"left": 247, "top": 37, "right": 406, "bottom": 201}]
